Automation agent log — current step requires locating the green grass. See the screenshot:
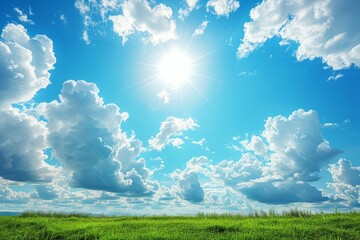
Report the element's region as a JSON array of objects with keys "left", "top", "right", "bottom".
[{"left": 1, "top": 211, "right": 360, "bottom": 239}]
